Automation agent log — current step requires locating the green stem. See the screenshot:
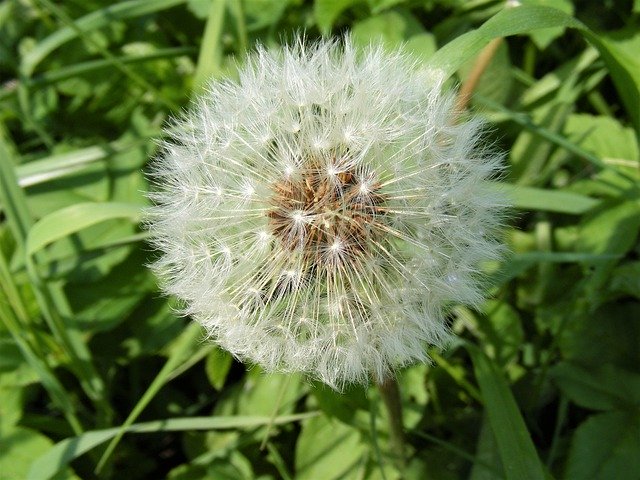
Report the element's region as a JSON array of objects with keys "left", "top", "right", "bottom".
[{"left": 377, "top": 376, "right": 406, "bottom": 468}]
